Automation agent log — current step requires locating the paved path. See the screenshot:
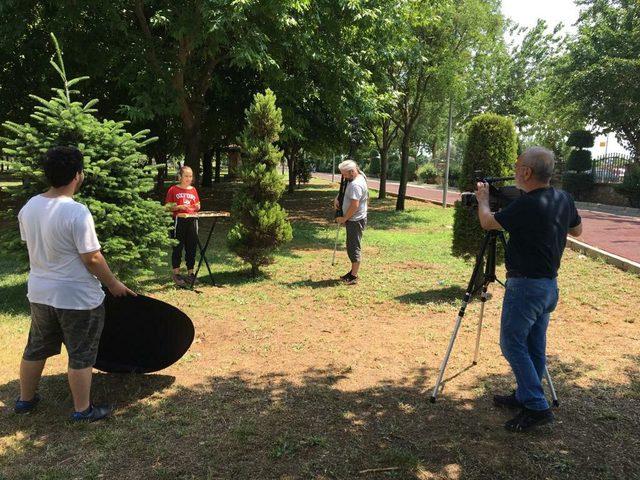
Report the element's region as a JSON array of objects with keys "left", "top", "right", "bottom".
[{"left": 314, "top": 172, "right": 640, "bottom": 265}]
